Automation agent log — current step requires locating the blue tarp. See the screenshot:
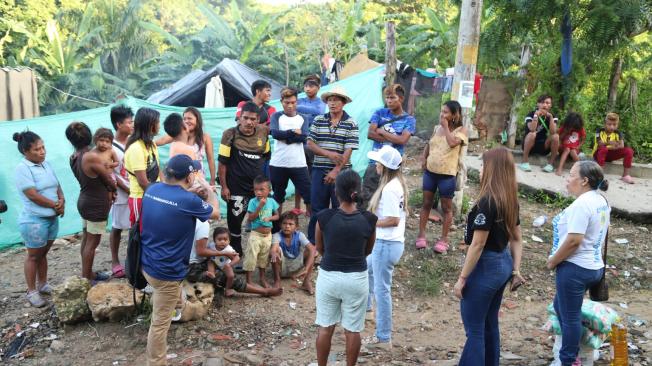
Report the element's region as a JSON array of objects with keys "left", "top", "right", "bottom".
[{"left": 0, "top": 66, "right": 384, "bottom": 248}]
